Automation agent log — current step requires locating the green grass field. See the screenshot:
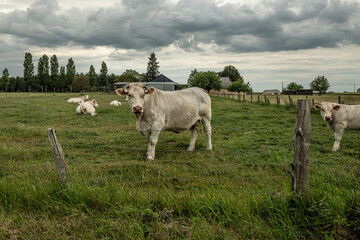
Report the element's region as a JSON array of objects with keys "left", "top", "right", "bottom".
[{"left": 0, "top": 92, "right": 359, "bottom": 239}]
